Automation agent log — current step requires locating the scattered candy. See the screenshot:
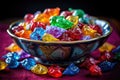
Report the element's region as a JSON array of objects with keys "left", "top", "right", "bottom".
[
  {"left": 31, "top": 64, "right": 48, "bottom": 75},
  {"left": 99, "top": 42, "right": 116, "bottom": 52},
  {"left": 48, "top": 65, "right": 63, "bottom": 78},
  {"left": 5, "top": 43, "right": 22, "bottom": 52},
  {"left": 98, "top": 61, "right": 117, "bottom": 72},
  {"left": 5, "top": 57, "right": 20, "bottom": 68},
  {"left": 89, "top": 65, "right": 102, "bottom": 76},
  {"left": 0, "top": 60, "right": 8, "bottom": 71},
  {"left": 63, "top": 63, "right": 80, "bottom": 76},
  {"left": 20, "top": 58, "right": 36, "bottom": 70}
]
